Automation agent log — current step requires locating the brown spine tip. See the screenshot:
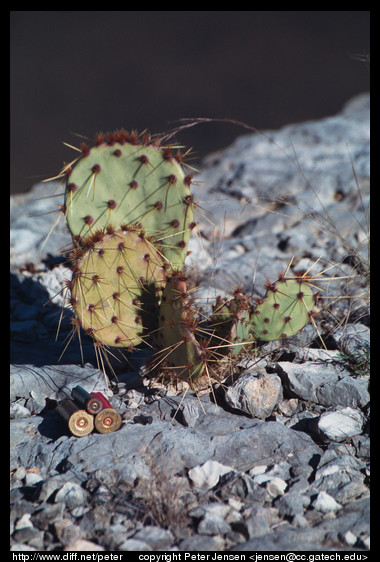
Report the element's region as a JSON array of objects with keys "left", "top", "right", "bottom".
[
  {"left": 95, "top": 132, "right": 105, "bottom": 145},
  {"left": 80, "top": 143, "right": 90, "bottom": 156},
  {"left": 184, "top": 174, "right": 194, "bottom": 186},
  {"left": 264, "top": 281, "right": 278, "bottom": 292},
  {"left": 162, "top": 148, "right": 173, "bottom": 160}
]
